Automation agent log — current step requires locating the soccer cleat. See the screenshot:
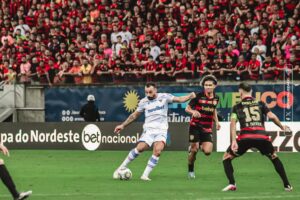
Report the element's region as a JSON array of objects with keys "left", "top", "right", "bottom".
[
  {"left": 140, "top": 175, "right": 151, "bottom": 181},
  {"left": 284, "top": 185, "right": 293, "bottom": 192},
  {"left": 222, "top": 184, "right": 237, "bottom": 192},
  {"left": 113, "top": 168, "right": 120, "bottom": 179},
  {"left": 15, "top": 190, "right": 32, "bottom": 200},
  {"left": 188, "top": 172, "right": 196, "bottom": 179}
]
